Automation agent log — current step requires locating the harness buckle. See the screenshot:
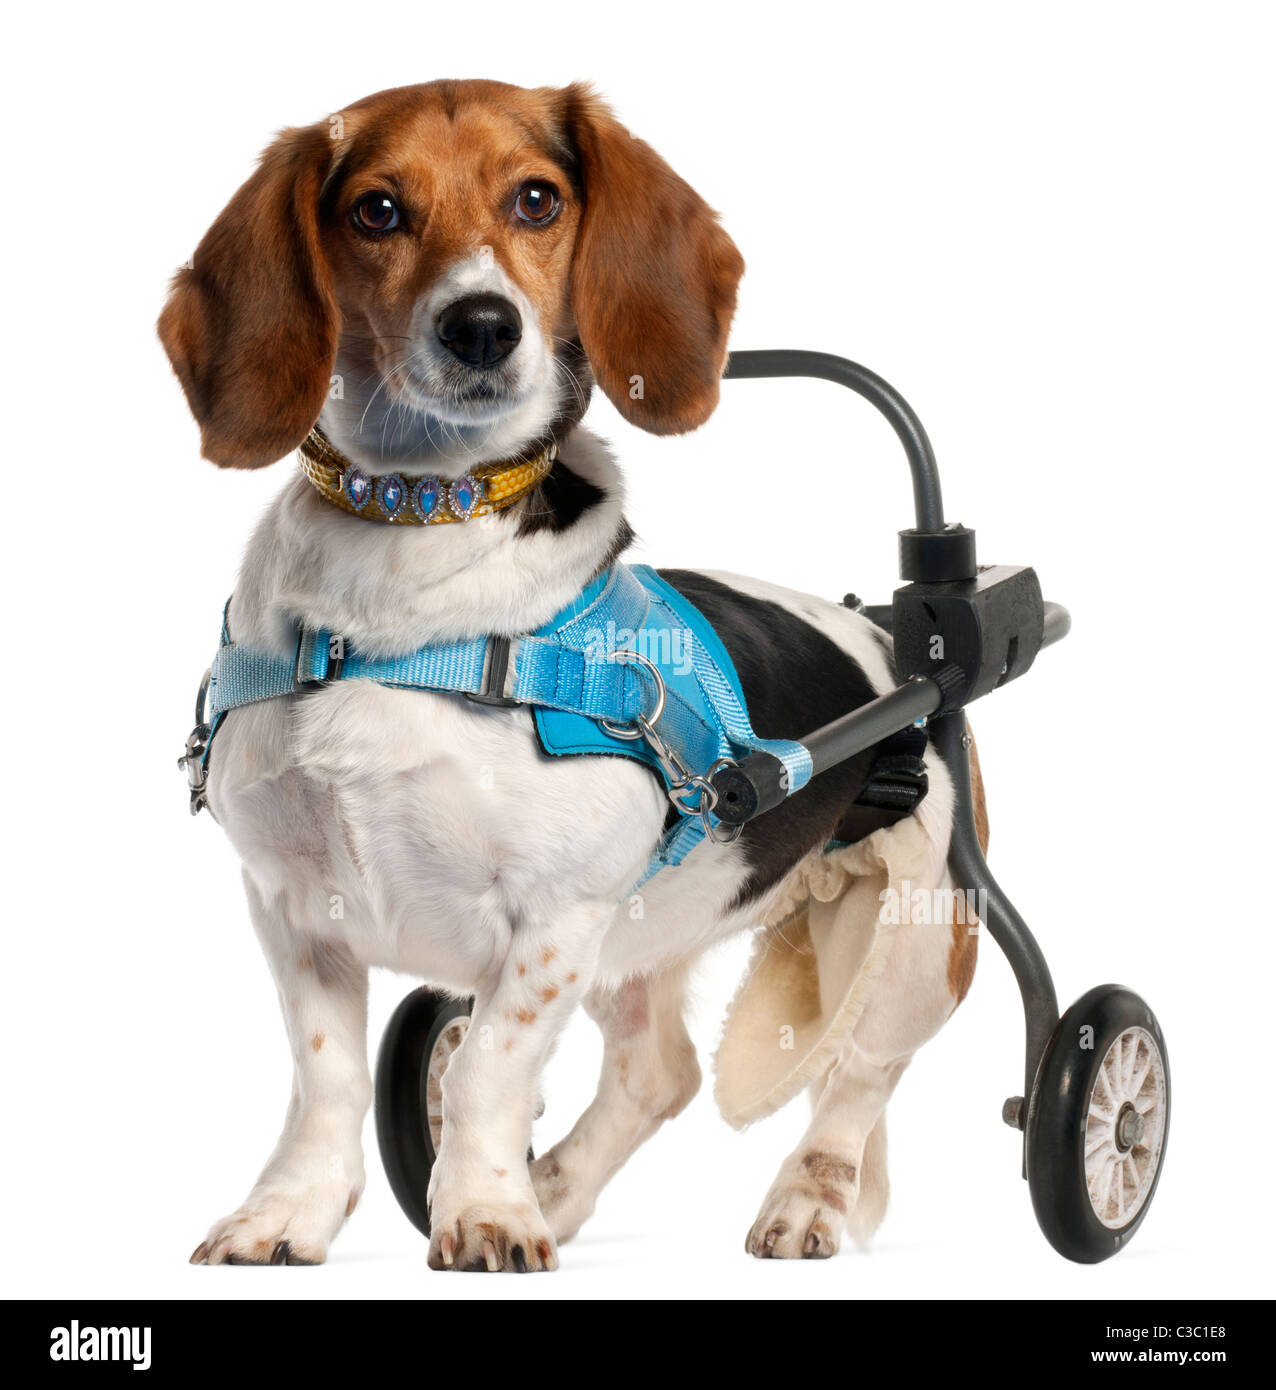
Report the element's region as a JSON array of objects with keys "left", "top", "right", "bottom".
[
  {"left": 294, "top": 629, "right": 345, "bottom": 690},
  {"left": 464, "top": 635, "right": 520, "bottom": 707}
]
